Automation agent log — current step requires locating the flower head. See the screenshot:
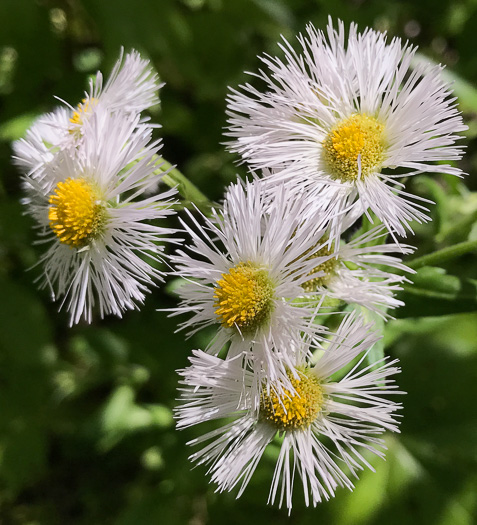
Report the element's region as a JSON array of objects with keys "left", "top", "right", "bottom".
[
  {"left": 25, "top": 107, "right": 177, "bottom": 325},
  {"left": 176, "top": 314, "right": 402, "bottom": 511},
  {"left": 67, "top": 48, "right": 160, "bottom": 136},
  {"left": 13, "top": 49, "right": 161, "bottom": 186},
  {"left": 170, "top": 179, "right": 336, "bottom": 389},
  {"left": 226, "top": 18, "right": 467, "bottom": 241},
  {"left": 297, "top": 225, "right": 415, "bottom": 315}
]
